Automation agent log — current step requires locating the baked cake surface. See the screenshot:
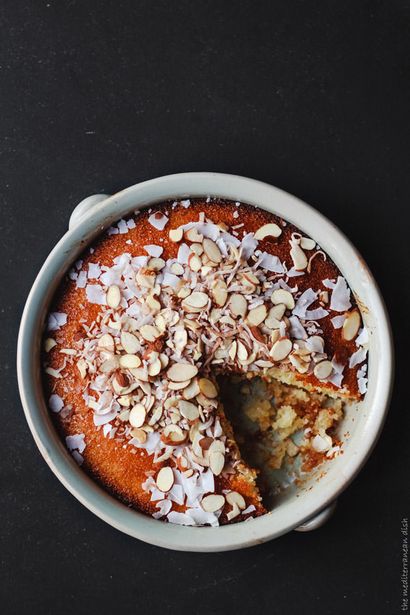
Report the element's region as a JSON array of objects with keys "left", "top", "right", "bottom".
[{"left": 43, "top": 199, "right": 368, "bottom": 526}]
